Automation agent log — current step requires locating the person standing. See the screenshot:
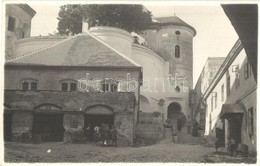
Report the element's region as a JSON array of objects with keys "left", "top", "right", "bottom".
[
  {"left": 186, "top": 116, "right": 191, "bottom": 134},
  {"left": 110, "top": 125, "right": 117, "bottom": 147},
  {"left": 177, "top": 117, "right": 182, "bottom": 133},
  {"left": 94, "top": 125, "right": 100, "bottom": 143}
]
